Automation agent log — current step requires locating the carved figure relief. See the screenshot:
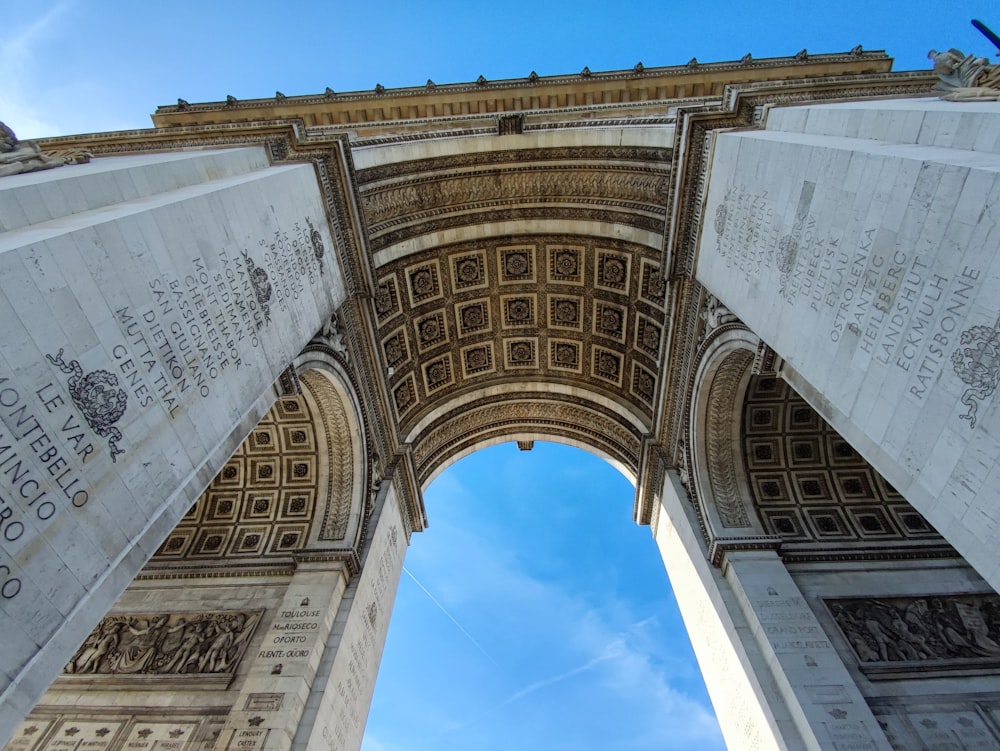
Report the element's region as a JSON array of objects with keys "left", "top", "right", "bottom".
[
  {"left": 318, "top": 314, "right": 350, "bottom": 360},
  {"left": 46, "top": 349, "right": 127, "bottom": 462},
  {"left": 829, "top": 594, "right": 1000, "bottom": 667},
  {"left": 64, "top": 611, "right": 261, "bottom": 676},
  {"left": 699, "top": 294, "right": 738, "bottom": 343}
]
